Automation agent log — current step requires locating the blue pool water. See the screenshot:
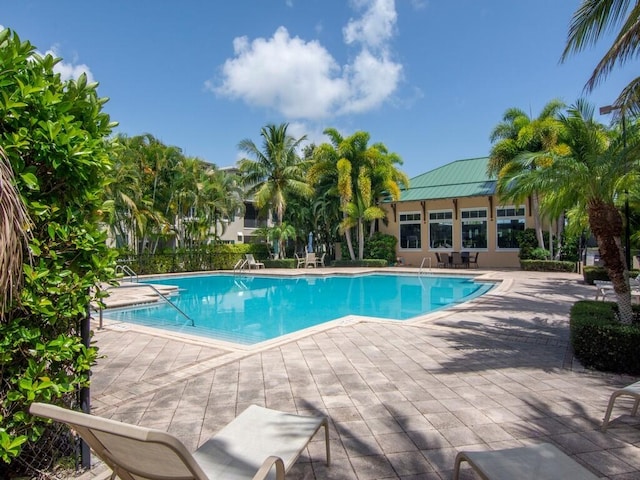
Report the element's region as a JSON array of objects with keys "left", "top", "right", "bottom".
[{"left": 106, "top": 273, "right": 493, "bottom": 345}]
